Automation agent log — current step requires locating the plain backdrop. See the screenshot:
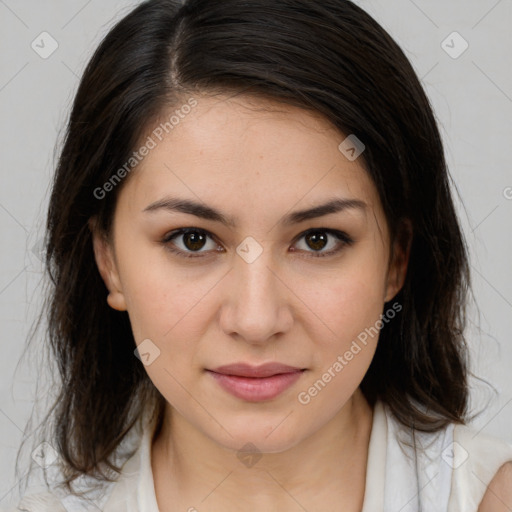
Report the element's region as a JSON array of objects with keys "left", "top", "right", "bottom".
[{"left": 1, "top": 0, "right": 511, "bottom": 508}]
